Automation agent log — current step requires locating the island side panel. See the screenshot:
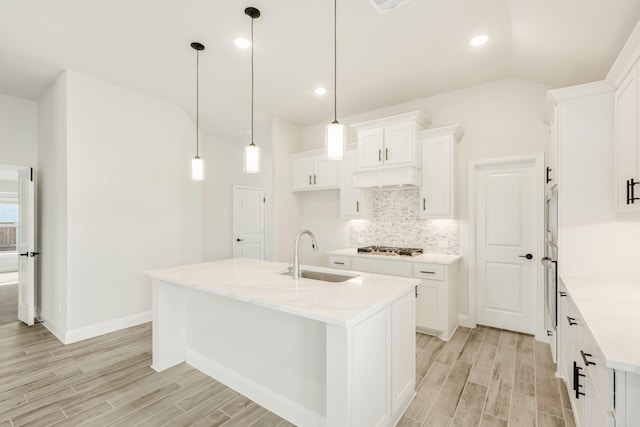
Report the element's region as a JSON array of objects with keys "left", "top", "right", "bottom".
[
  {"left": 151, "top": 280, "right": 187, "bottom": 371},
  {"left": 183, "top": 290, "right": 327, "bottom": 427},
  {"left": 391, "top": 292, "right": 416, "bottom": 421},
  {"left": 327, "top": 306, "right": 392, "bottom": 427},
  {"left": 326, "top": 289, "right": 415, "bottom": 427}
]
